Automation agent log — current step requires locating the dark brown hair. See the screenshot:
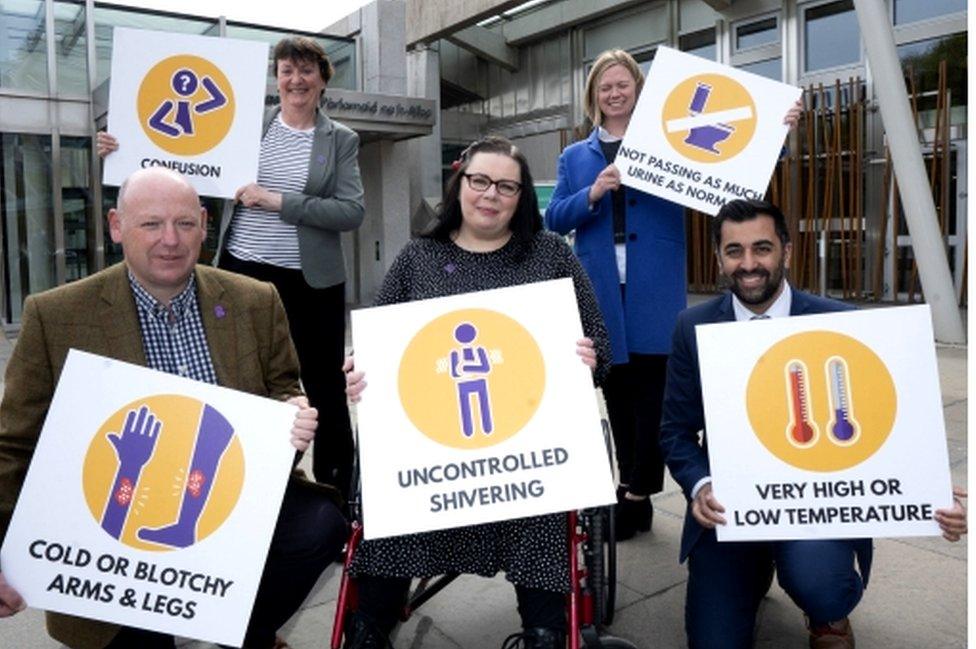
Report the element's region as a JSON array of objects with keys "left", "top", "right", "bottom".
[
  {"left": 427, "top": 136, "right": 542, "bottom": 244},
  {"left": 273, "top": 37, "right": 334, "bottom": 88}
]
